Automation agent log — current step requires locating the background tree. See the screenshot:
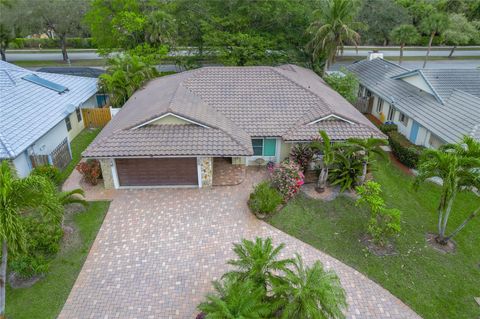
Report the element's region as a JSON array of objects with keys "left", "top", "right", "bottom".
[
  {"left": 414, "top": 136, "right": 480, "bottom": 245},
  {"left": 390, "top": 24, "right": 420, "bottom": 64},
  {"left": 356, "top": 0, "right": 410, "bottom": 45},
  {"left": 307, "top": 0, "right": 360, "bottom": 74},
  {"left": 323, "top": 69, "right": 359, "bottom": 104},
  {"left": 0, "top": 0, "right": 30, "bottom": 61},
  {"left": 444, "top": 13, "right": 478, "bottom": 58},
  {"left": 0, "top": 161, "right": 63, "bottom": 317},
  {"left": 419, "top": 12, "right": 449, "bottom": 68},
  {"left": 145, "top": 10, "right": 177, "bottom": 47},
  {"left": 31, "top": 0, "right": 89, "bottom": 61}
]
